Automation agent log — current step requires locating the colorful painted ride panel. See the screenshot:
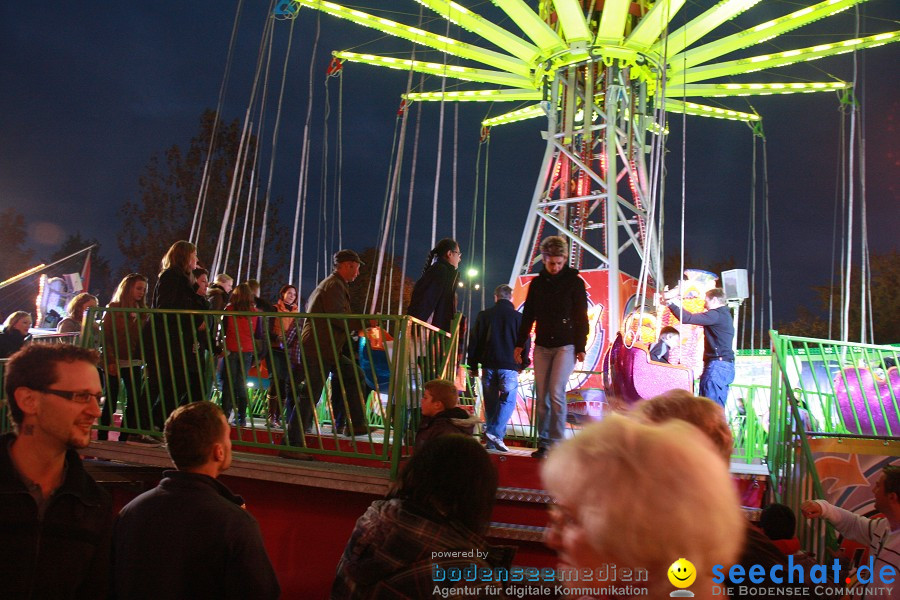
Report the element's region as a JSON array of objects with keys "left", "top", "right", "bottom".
[
  {"left": 834, "top": 366, "right": 900, "bottom": 437},
  {"left": 511, "top": 269, "right": 642, "bottom": 392}
]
